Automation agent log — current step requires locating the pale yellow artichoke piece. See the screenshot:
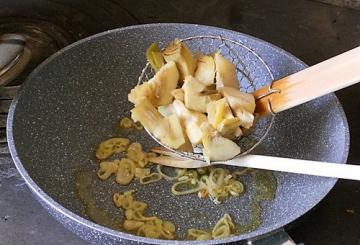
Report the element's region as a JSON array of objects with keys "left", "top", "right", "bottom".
[
  {"left": 241, "top": 113, "right": 259, "bottom": 136},
  {"left": 233, "top": 109, "right": 254, "bottom": 129},
  {"left": 182, "top": 75, "right": 207, "bottom": 94},
  {"left": 131, "top": 98, "right": 164, "bottom": 135},
  {"left": 184, "top": 122, "right": 204, "bottom": 146},
  {"left": 201, "top": 122, "right": 241, "bottom": 161},
  {"left": 217, "top": 117, "right": 242, "bottom": 138},
  {"left": 195, "top": 55, "right": 216, "bottom": 86},
  {"left": 128, "top": 61, "right": 179, "bottom": 107},
  {"left": 172, "top": 100, "right": 207, "bottom": 145},
  {"left": 232, "top": 127, "right": 243, "bottom": 137},
  {"left": 162, "top": 38, "right": 196, "bottom": 81},
  {"left": 194, "top": 49, "right": 204, "bottom": 62},
  {"left": 131, "top": 99, "right": 187, "bottom": 150},
  {"left": 220, "top": 86, "right": 256, "bottom": 129},
  {"left": 147, "top": 61, "right": 179, "bottom": 106},
  {"left": 131, "top": 98, "right": 160, "bottom": 121},
  {"left": 158, "top": 103, "right": 176, "bottom": 117},
  {"left": 152, "top": 52, "right": 166, "bottom": 72},
  {"left": 220, "top": 86, "right": 255, "bottom": 113},
  {"left": 186, "top": 93, "right": 222, "bottom": 113},
  {"left": 214, "top": 53, "right": 239, "bottom": 90},
  {"left": 146, "top": 42, "right": 165, "bottom": 72},
  {"left": 207, "top": 98, "right": 233, "bottom": 128},
  {"left": 157, "top": 113, "right": 190, "bottom": 150},
  {"left": 207, "top": 98, "right": 242, "bottom": 137},
  {"left": 171, "top": 88, "right": 185, "bottom": 102},
  {"left": 182, "top": 76, "right": 222, "bottom": 113},
  {"left": 172, "top": 100, "right": 207, "bottom": 125},
  {"left": 128, "top": 82, "right": 152, "bottom": 106}
]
